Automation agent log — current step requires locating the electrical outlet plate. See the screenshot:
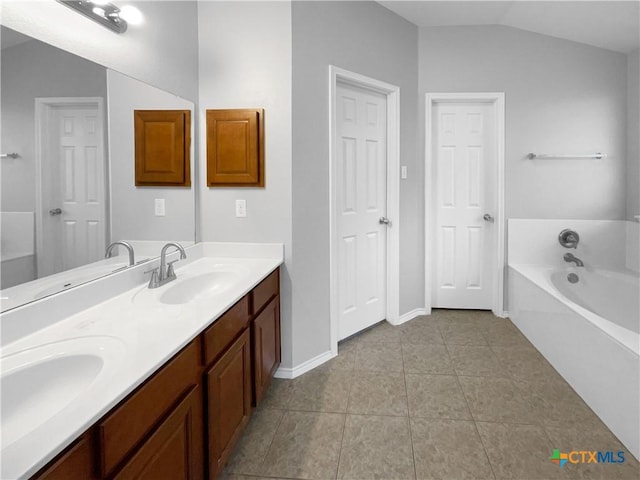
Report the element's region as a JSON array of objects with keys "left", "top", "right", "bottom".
[
  {"left": 154, "top": 198, "right": 165, "bottom": 216},
  {"left": 235, "top": 199, "right": 247, "bottom": 218}
]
